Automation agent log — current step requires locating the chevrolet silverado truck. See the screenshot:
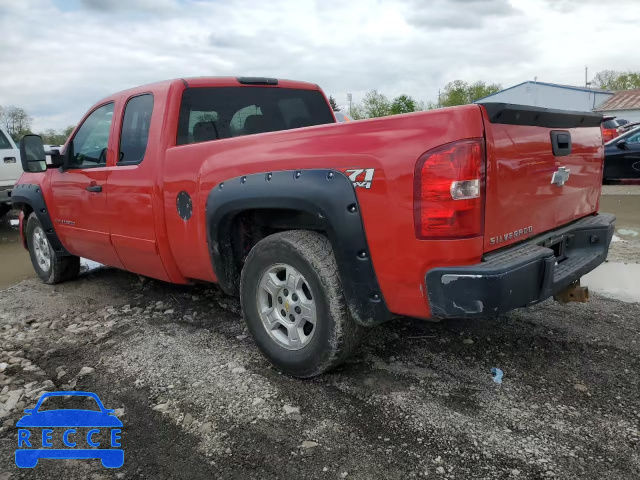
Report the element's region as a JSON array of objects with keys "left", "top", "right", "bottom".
[
  {"left": 12, "top": 77, "right": 614, "bottom": 377},
  {"left": 0, "top": 125, "right": 21, "bottom": 218}
]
